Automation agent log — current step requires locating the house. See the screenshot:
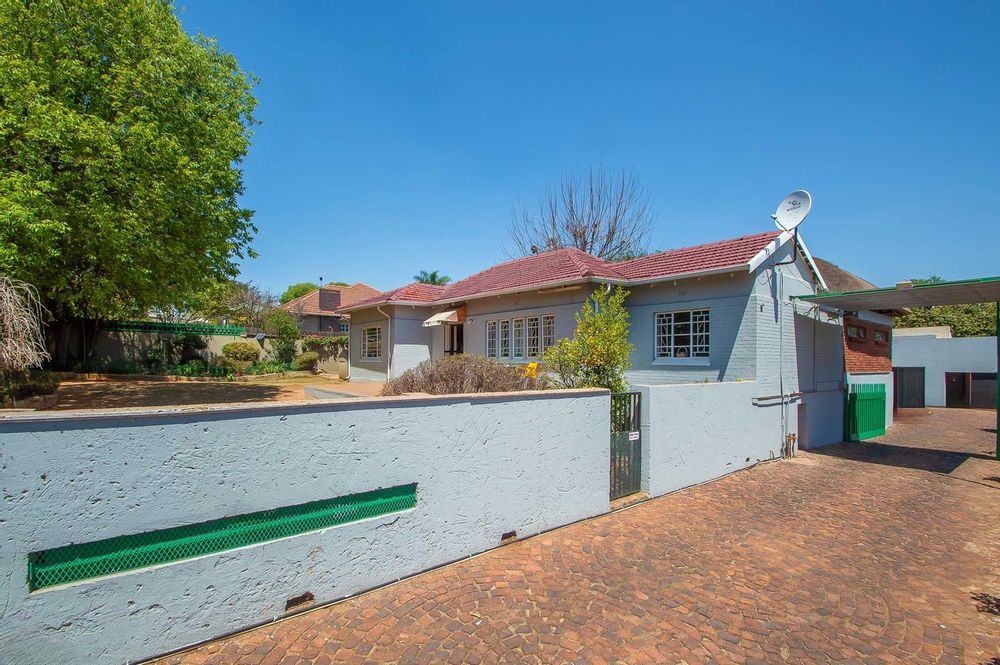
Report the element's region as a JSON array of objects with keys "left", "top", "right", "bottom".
[
  {"left": 280, "top": 282, "right": 379, "bottom": 335},
  {"left": 811, "top": 257, "right": 899, "bottom": 430},
  {"left": 341, "top": 231, "right": 852, "bottom": 440},
  {"left": 893, "top": 327, "right": 997, "bottom": 408}
]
